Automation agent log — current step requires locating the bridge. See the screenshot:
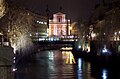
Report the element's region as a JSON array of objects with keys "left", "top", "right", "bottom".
[{"left": 32, "top": 36, "right": 79, "bottom": 51}]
